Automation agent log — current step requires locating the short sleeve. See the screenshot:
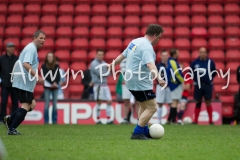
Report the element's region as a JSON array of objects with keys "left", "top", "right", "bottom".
[
  {"left": 122, "top": 48, "right": 128, "bottom": 58},
  {"left": 23, "top": 48, "right": 35, "bottom": 65},
  {"left": 141, "top": 49, "right": 155, "bottom": 65}
]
